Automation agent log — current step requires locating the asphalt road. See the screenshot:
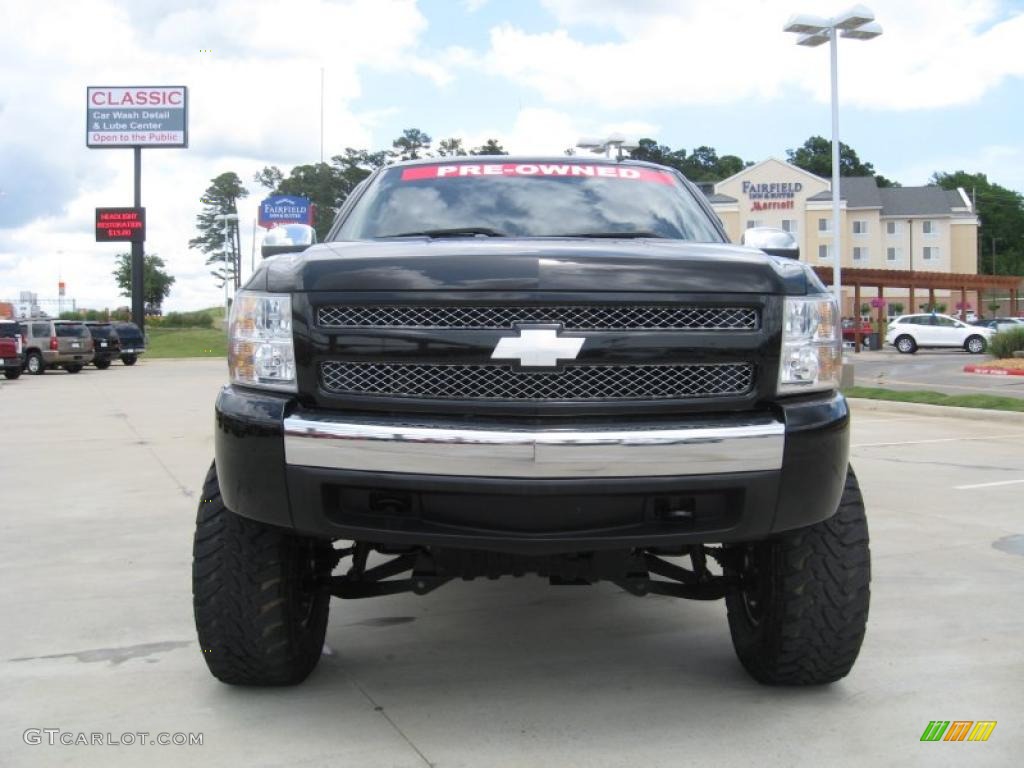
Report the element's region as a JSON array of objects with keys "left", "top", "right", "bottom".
[
  {"left": 850, "top": 347, "right": 1024, "bottom": 399},
  {"left": 2, "top": 360, "right": 1022, "bottom": 767}
]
